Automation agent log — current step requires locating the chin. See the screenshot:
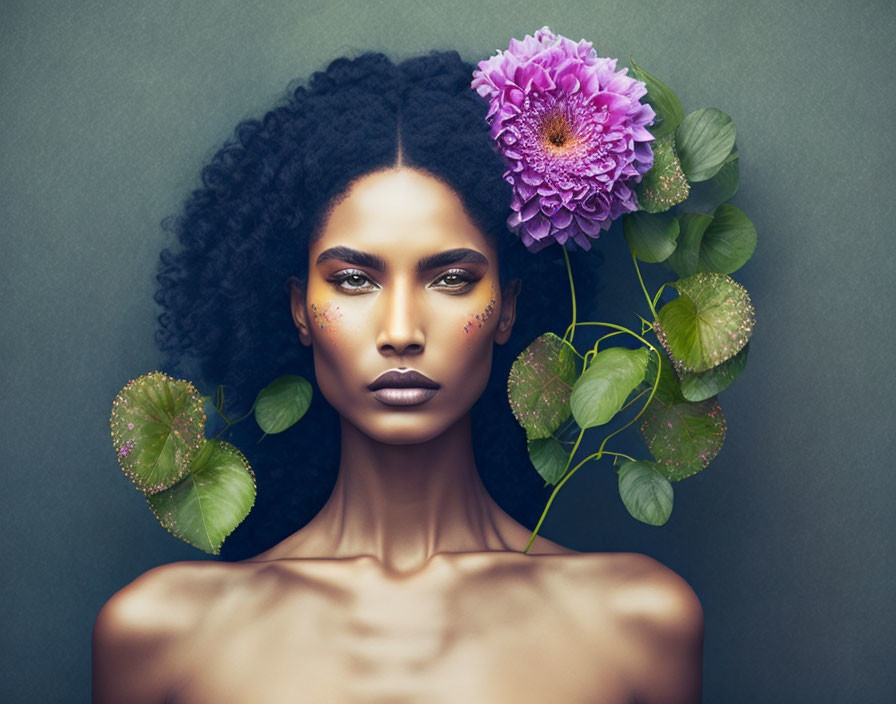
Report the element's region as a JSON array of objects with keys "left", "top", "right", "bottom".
[{"left": 353, "top": 411, "right": 460, "bottom": 446}]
